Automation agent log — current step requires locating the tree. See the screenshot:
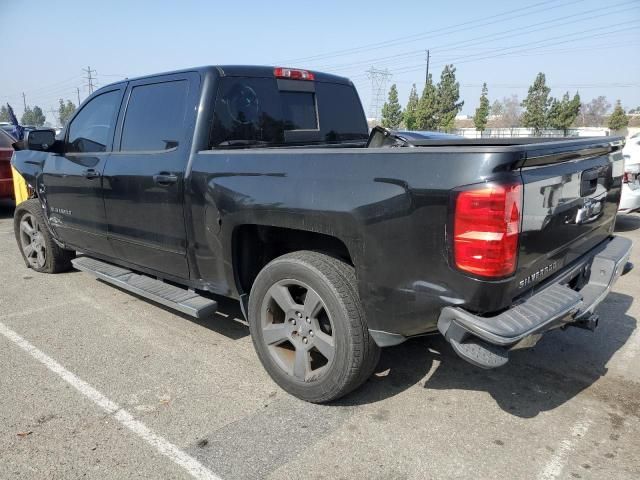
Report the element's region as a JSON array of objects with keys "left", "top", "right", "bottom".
[
  {"left": 502, "top": 95, "right": 522, "bottom": 134},
  {"left": 628, "top": 106, "right": 640, "bottom": 114},
  {"left": 403, "top": 84, "right": 420, "bottom": 130},
  {"left": 416, "top": 74, "right": 438, "bottom": 130},
  {"left": 490, "top": 99, "right": 504, "bottom": 118},
  {"left": 381, "top": 84, "right": 403, "bottom": 129},
  {"left": 473, "top": 83, "right": 490, "bottom": 132},
  {"left": 58, "top": 99, "right": 76, "bottom": 126},
  {"left": 0, "top": 105, "right": 9, "bottom": 123},
  {"left": 547, "top": 91, "right": 581, "bottom": 136},
  {"left": 491, "top": 95, "right": 522, "bottom": 134},
  {"left": 578, "top": 96, "right": 610, "bottom": 127},
  {"left": 435, "top": 64, "right": 464, "bottom": 131},
  {"left": 608, "top": 100, "right": 629, "bottom": 131},
  {"left": 521, "top": 73, "right": 551, "bottom": 135},
  {"left": 21, "top": 106, "right": 46, "bottom": 126}
]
